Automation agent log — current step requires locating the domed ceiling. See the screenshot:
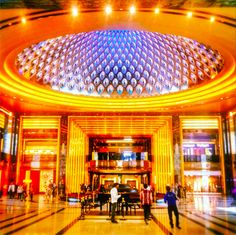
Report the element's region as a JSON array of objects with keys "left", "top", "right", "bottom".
[{"left": 15, "top": 30, "right": 224, "bottom": 98}]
